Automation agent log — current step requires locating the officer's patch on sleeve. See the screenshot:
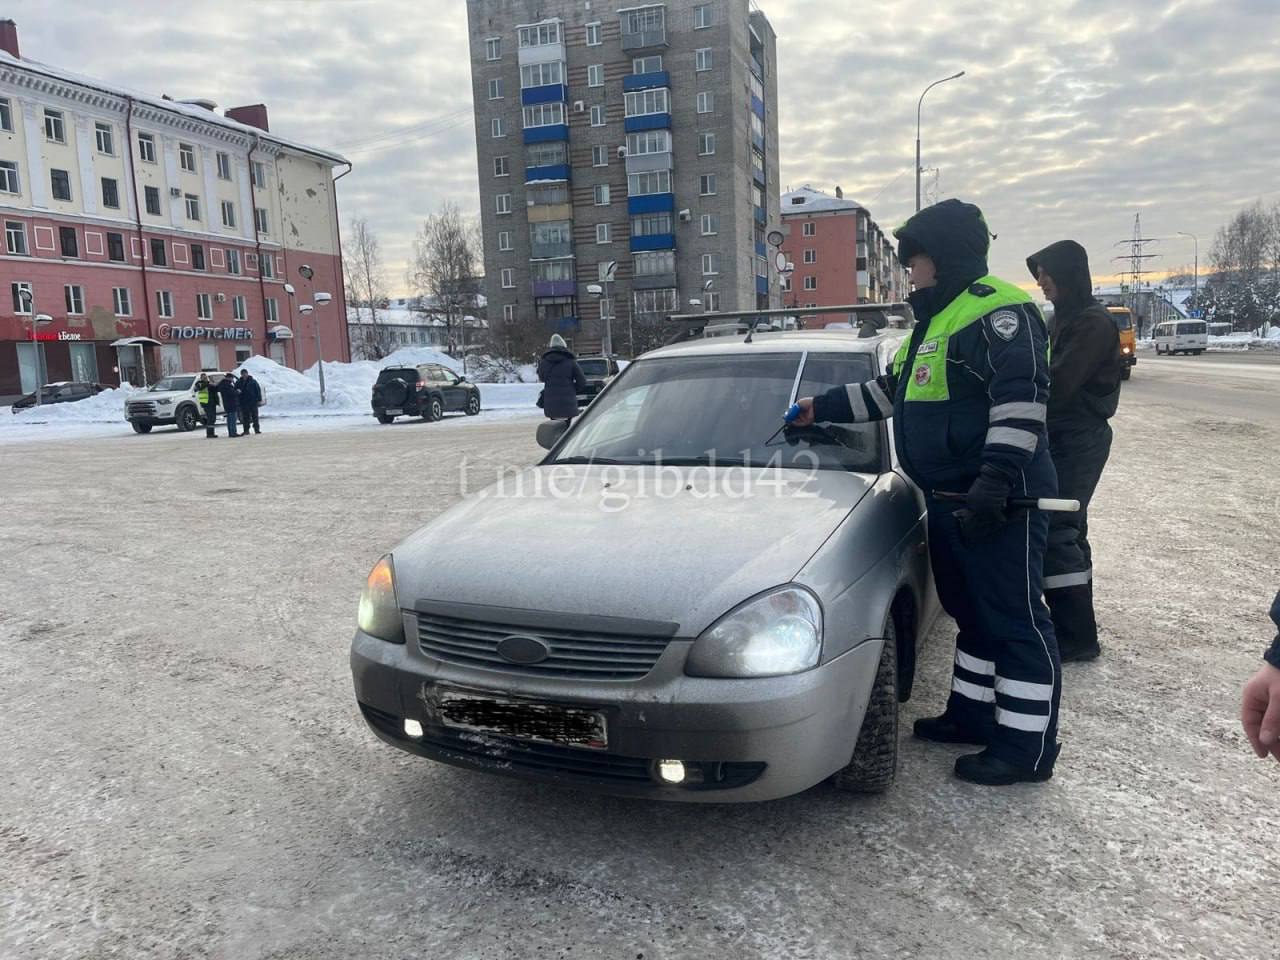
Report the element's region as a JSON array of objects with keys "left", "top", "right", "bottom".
[{"left": 991, "top": 310, "right": 1020, "bottom": 341}]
